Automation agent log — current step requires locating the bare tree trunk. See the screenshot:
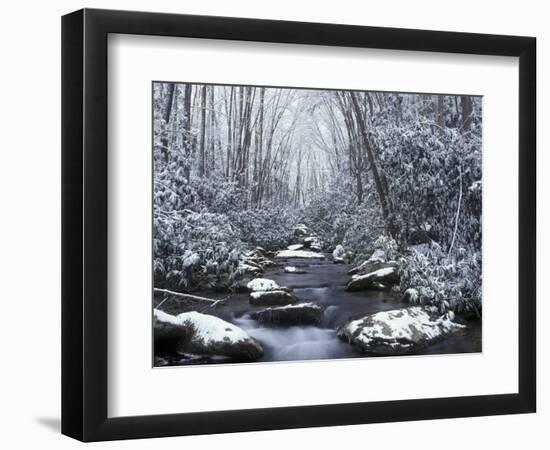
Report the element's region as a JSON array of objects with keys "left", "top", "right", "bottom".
[
  {"left": 198, "top": 85, "right": 207, "bottom": 177},
  {"left": 182, "top": 84, "right": 193, "bottom": 182},
  {"left": 461, "top": 95, "right": 473, "bottom": 130},
  {"left": 225, "top": 86, "right": 234, "bottom": 179},
  {"left": 208, "top": 87, "right": 216, "bottom": 172},
  {"left": 350, "top": 91, "right": 393, "bottom": 235},
  {"left": 436, "top": 95, "right": 445, "bottom": 127},
  {"left": 161, "top": 83, "right": 175, "bottom": 162}
]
